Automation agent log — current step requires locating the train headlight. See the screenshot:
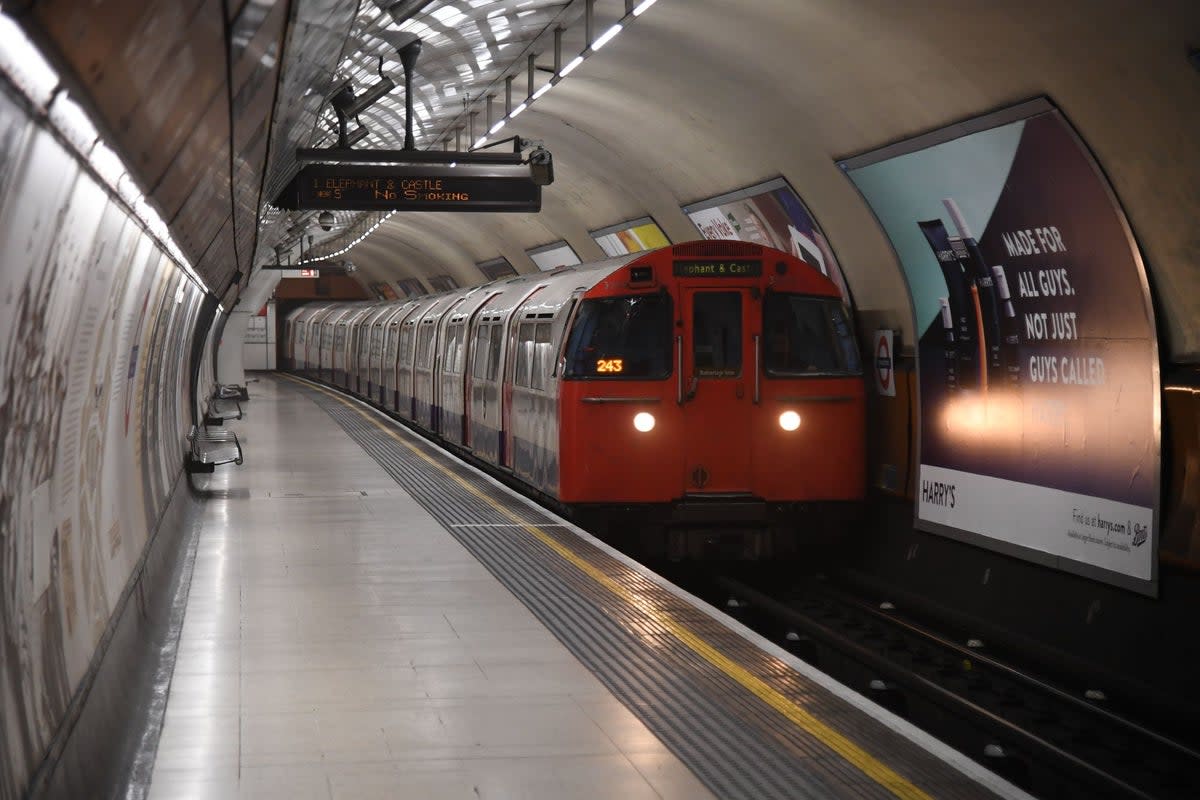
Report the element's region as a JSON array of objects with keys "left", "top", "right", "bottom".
[
  {"left": 633, "top": 412, "right": 656, "bottom": 432},
  {"left": 779, "top": 410, "right": 801, "bottom": 431}
]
